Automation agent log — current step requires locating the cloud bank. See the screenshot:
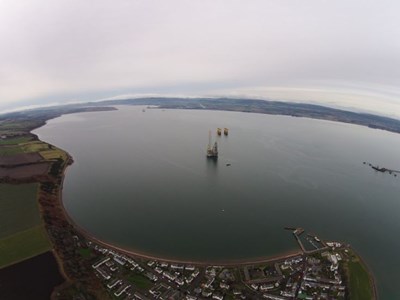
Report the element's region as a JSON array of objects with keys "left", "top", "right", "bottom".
[{"left": 1, "top": 0, "right": 400, "bottom": 116}]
